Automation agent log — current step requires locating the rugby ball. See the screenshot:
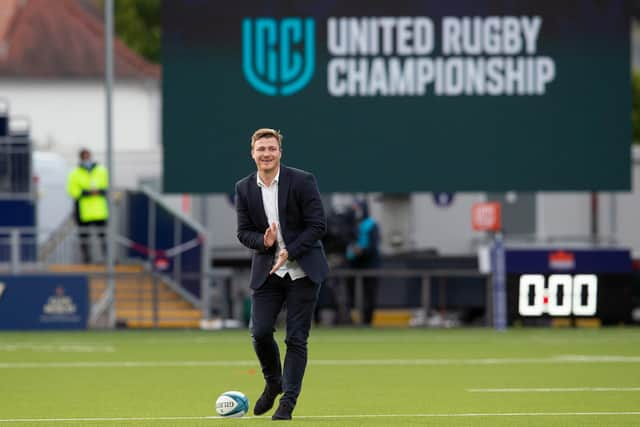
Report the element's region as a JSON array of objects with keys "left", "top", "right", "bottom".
[{"left": 215, "top": 391, "right": 249, "bottom": 417}]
